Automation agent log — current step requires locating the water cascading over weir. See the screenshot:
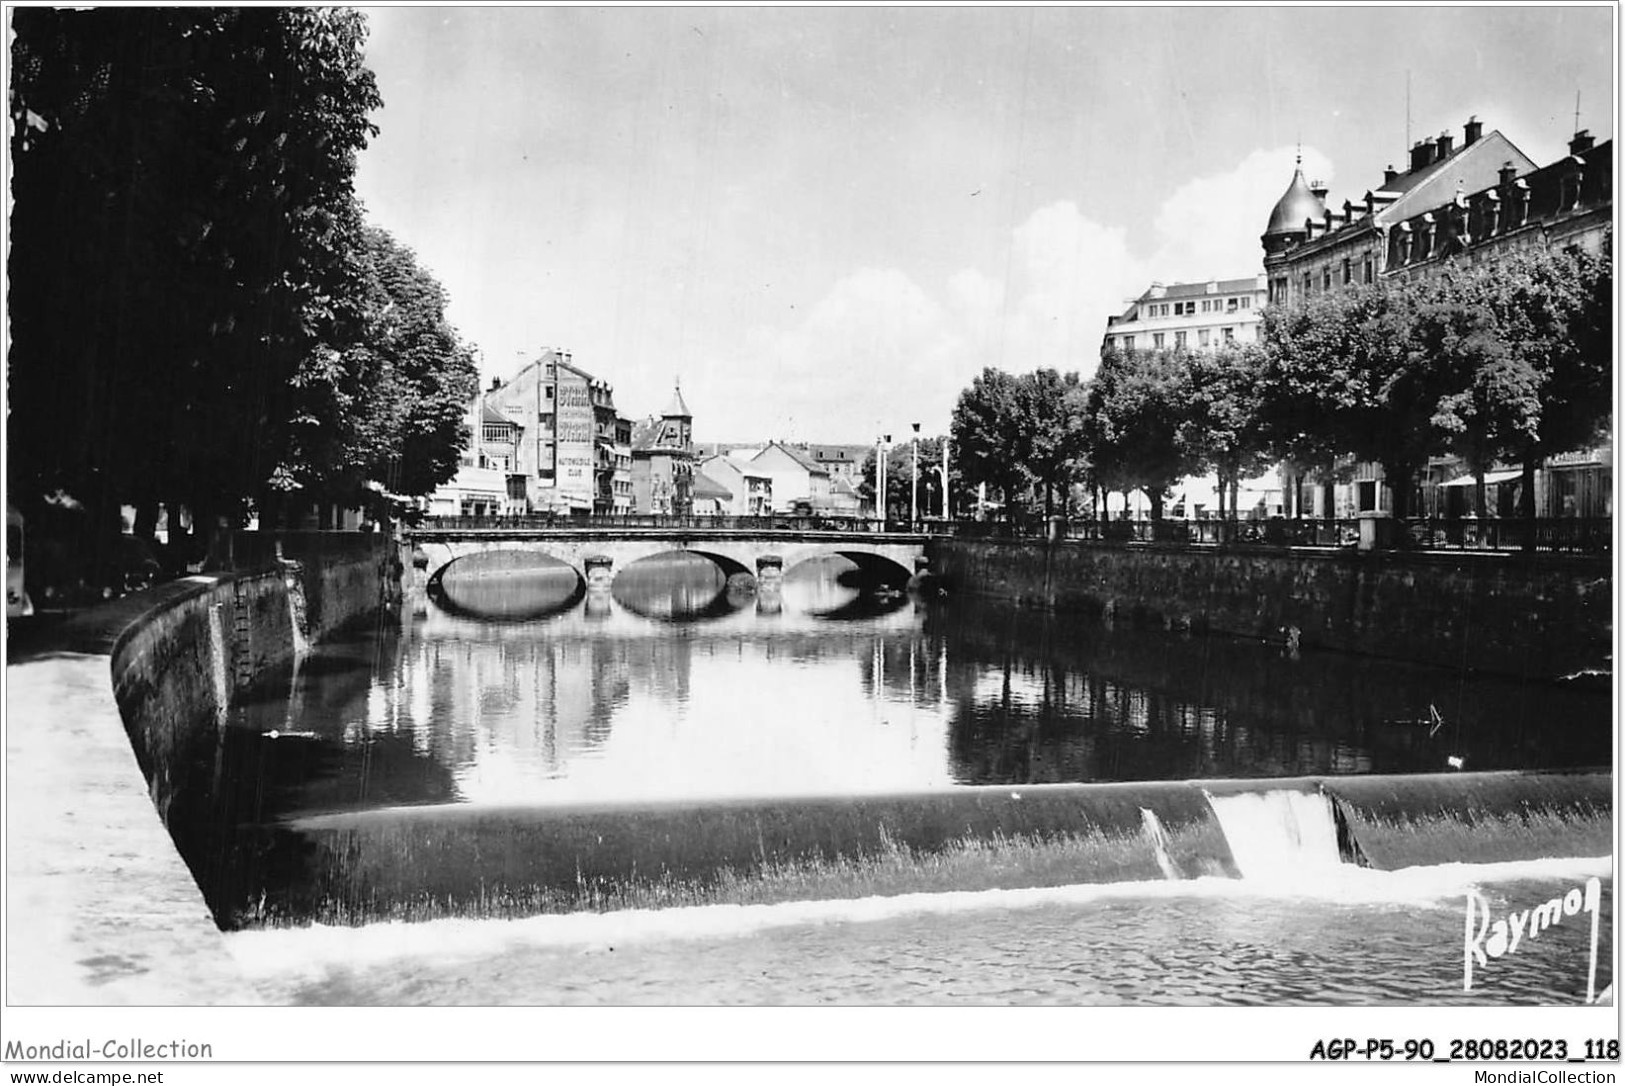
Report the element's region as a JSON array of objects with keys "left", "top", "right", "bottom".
[{"left": 207, "top": 769, "right": 1610, "bottom": 928}]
